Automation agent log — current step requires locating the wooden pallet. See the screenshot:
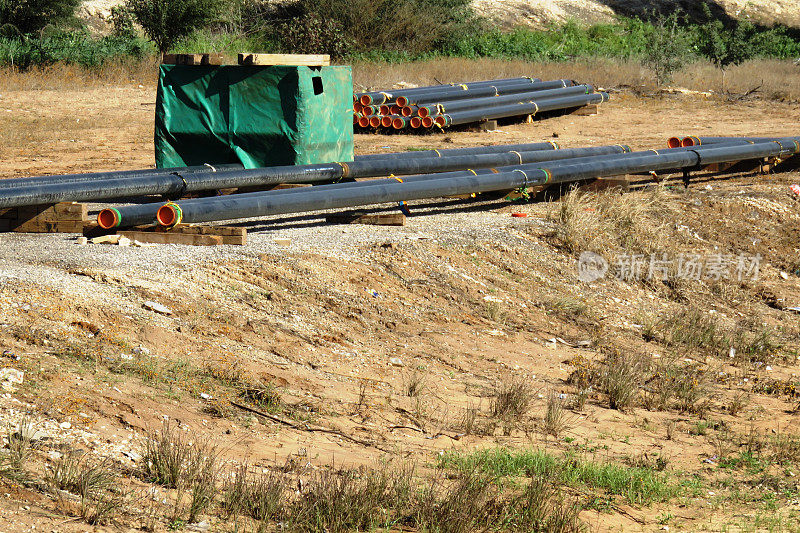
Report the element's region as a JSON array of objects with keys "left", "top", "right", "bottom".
[
  {"left": 579, "top": 176, "right": 630, "bottom": 192},
  {"left": 326, "top": 213, "right": 406, "bottom": 226},
  {"left": 238, "top": 53, "right": 330, "bottom": 67},
  {"left": 162, "top": 53, "right": 224, "bottom": 66},
  {"left": 568, "top": 104, "right": 599, "bottom": 116},
  {"left": 84, "top": 223, "right": 246, "bottom": 246},
  {"left": 0, "top": 202, "right": 87, "bottom": 233}
]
